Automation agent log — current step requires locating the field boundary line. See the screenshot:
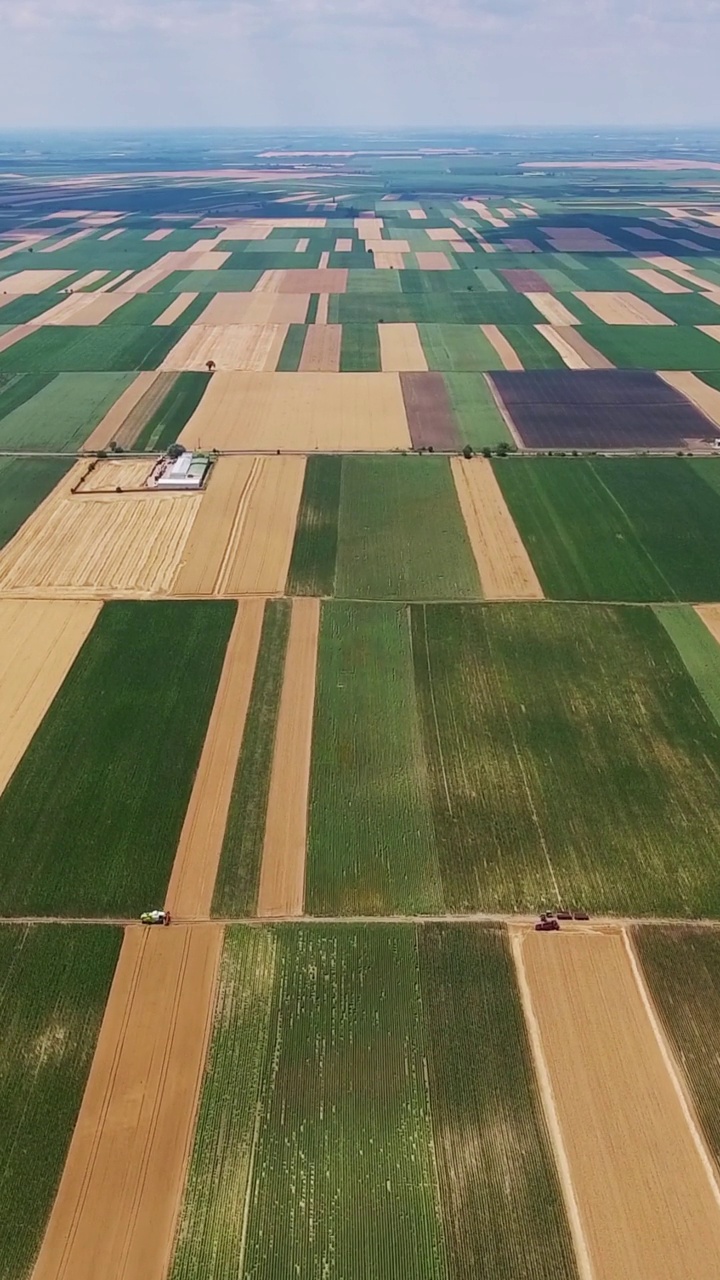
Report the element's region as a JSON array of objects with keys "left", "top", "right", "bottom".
[
  {"left": 510, "top": 929, "right": 595, "bottom": 1280},
  {"left": 622, "top": 928, "right": 720, "bottom": 1209},
  {"left": 417, "top": 604, "right": 453, "bottom": 815}
]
